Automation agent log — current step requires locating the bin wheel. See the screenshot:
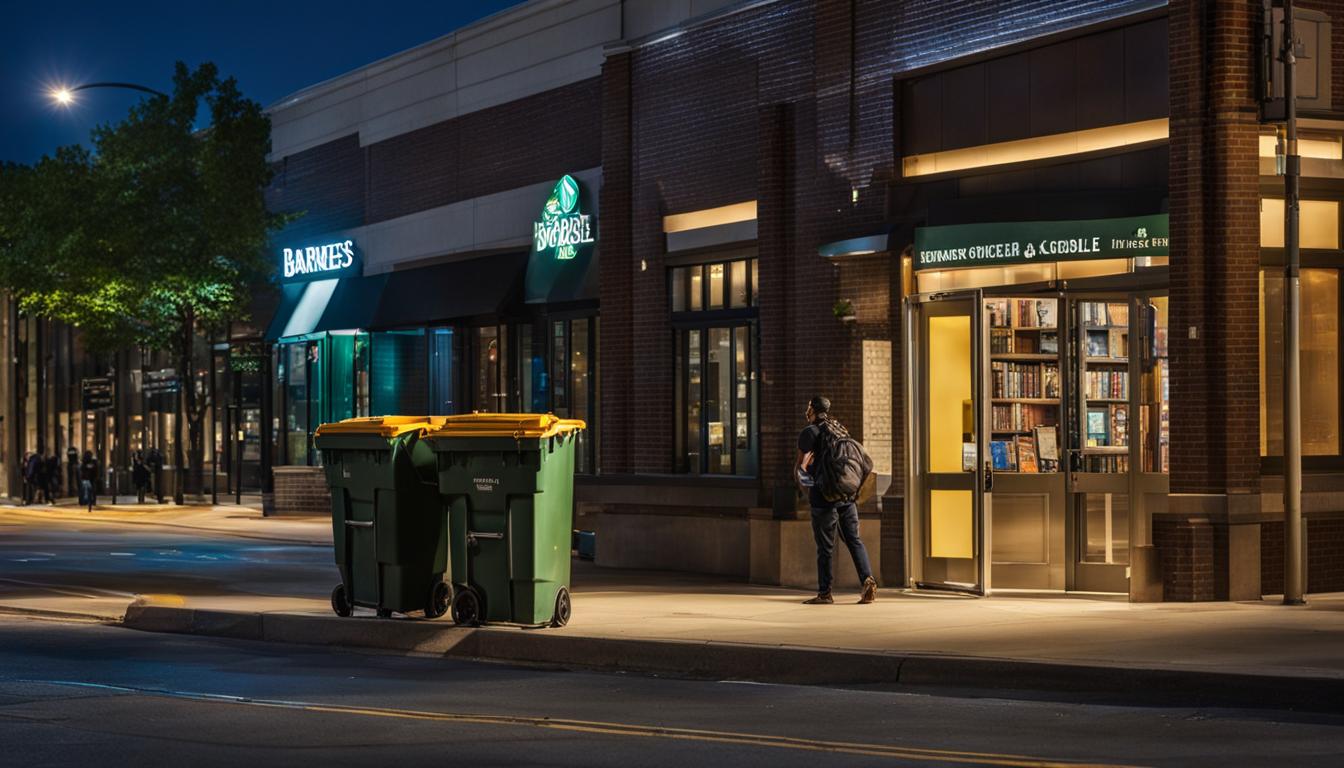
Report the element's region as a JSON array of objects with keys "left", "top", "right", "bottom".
[
  {"left": 376, "top": 608, "right": 393, "bottom": 619},
  {"left": 451, "top": 586, "right": 481, "bottom": 626},
  {"left": 425, "top": 581, "right": 451, "bottom": 620},
  {"left": 550, "top": 587, "right": 571, "bottom": 628},
  {"left": 331, "top": 585, "right": 353, "bottom": 618}
]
